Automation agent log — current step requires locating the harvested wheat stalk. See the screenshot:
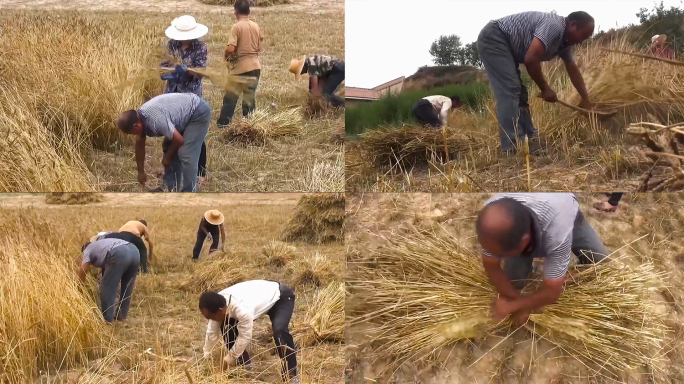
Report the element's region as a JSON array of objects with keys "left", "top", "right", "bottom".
[
  {"left": 223, "top": 108, "right": 303, "bottom": 145},
  {"left": 302, "top": 282, "right": 345, "bottom": 344},
  {"left": 350, "top": 226, "right": 671, "bottom": 378}
]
